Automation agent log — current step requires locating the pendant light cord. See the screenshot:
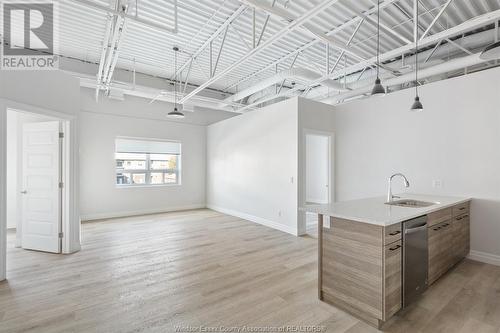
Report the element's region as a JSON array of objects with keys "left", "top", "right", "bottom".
[
  {"left": 415, "top": 2, "right": 419, "bottom": 97},
  {"left": 174, "top": 48, "right": 177, "bottom": 109},
  {"left": 376, "top": 0, "right": 380, "bottom": 79}
]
